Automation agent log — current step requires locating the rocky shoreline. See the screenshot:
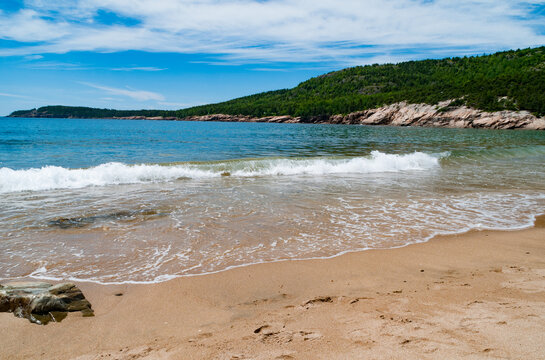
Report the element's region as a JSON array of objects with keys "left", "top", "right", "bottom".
[
  {"left": 106, "top": 102, "right": 545, "bottom": 130},
  {"left": 10, "top": 101, "right": 545, "bottom": 129},
  {"left": 184, "top": 102, "right": 545, "bottom": 129}
]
